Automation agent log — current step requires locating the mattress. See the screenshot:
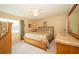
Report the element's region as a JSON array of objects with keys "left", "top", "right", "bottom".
[{"left": 24, "top": 31, "right": 53, "bottom": 44}]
